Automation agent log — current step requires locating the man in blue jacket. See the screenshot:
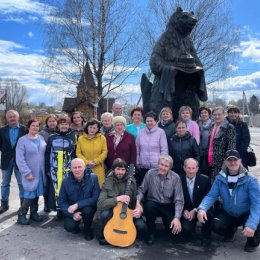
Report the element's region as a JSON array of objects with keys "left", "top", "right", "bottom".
[
  {"left": 197, "top": 150, "right": 260, "bottom": 253},
  {"left": 58, "top": 158, "right": 100, "bottom": 241}
]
